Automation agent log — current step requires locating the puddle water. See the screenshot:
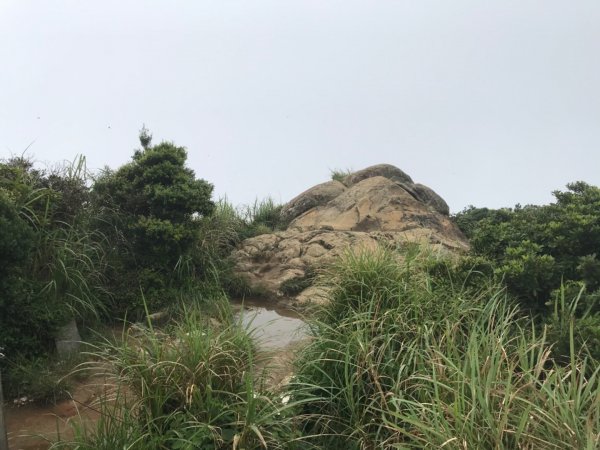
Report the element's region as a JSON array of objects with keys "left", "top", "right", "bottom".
[{"left": 231, "top": 298, "right": 307, "bottom": 350}]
